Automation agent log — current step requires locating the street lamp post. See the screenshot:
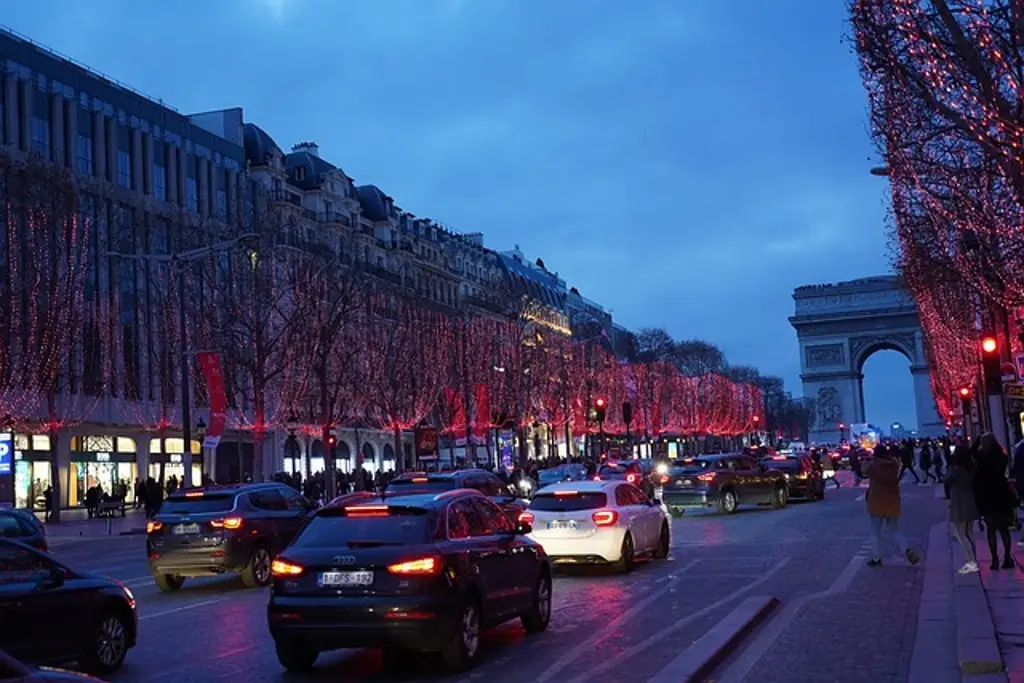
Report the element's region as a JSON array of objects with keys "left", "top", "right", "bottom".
[{"left": 107, "top": 234, "right": 258, "bottom": 489}]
